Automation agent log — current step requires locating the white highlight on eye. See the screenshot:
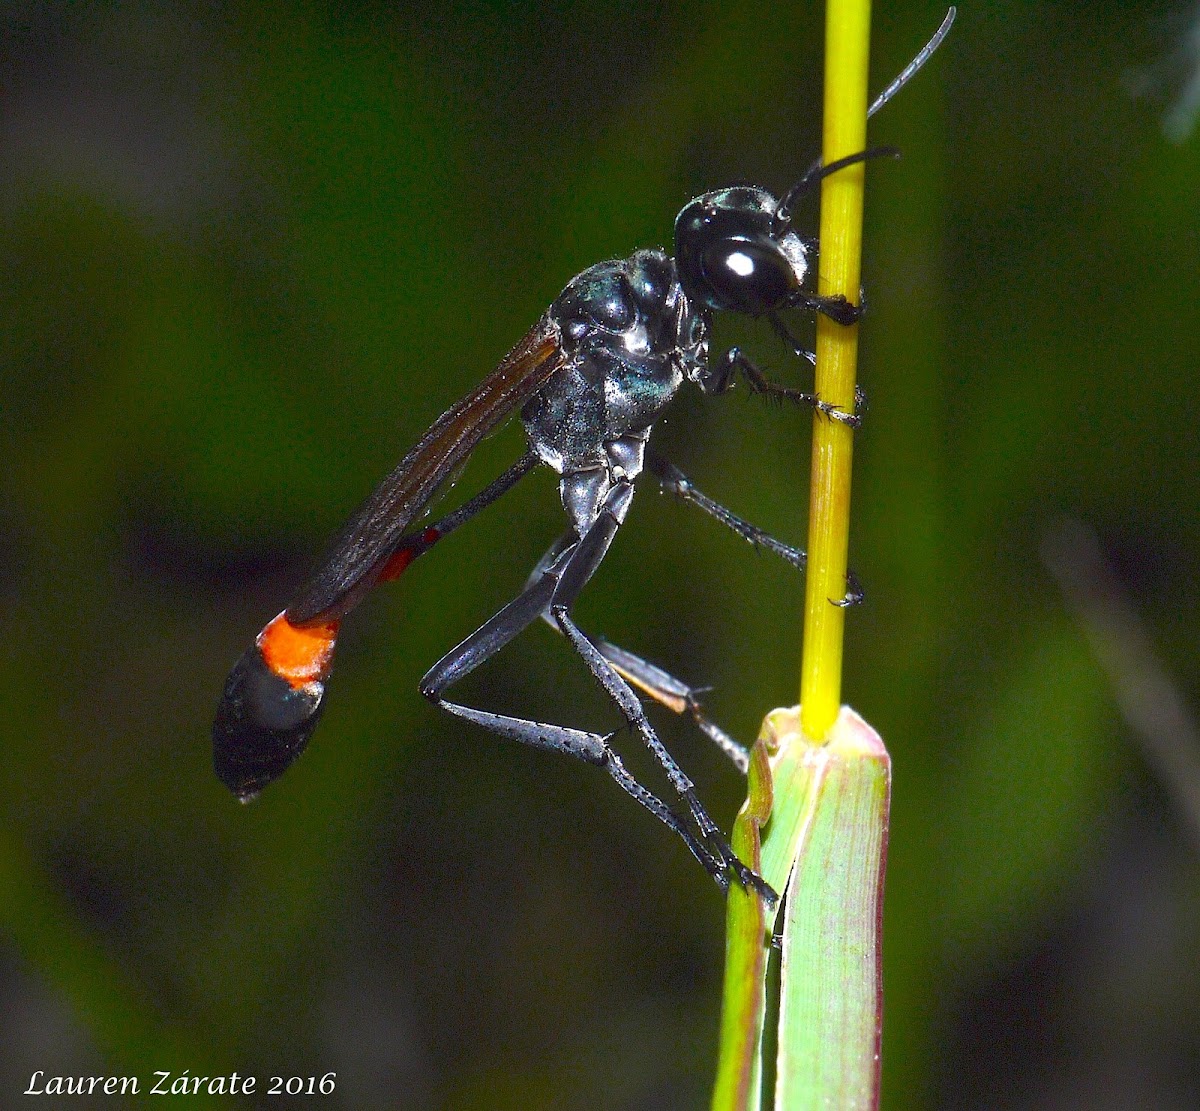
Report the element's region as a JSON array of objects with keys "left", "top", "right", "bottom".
[{"left": 725, "top": 251, "right": 755, "bottom": 277}]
